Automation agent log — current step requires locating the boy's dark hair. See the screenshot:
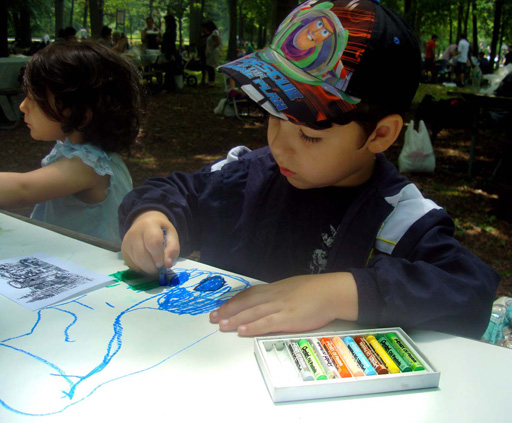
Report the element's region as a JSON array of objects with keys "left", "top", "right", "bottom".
[{"left": 23, "top": 41, "right": 142, "bottom": 153}]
